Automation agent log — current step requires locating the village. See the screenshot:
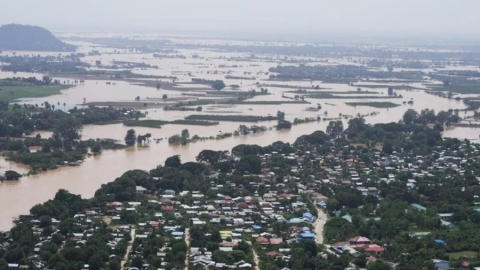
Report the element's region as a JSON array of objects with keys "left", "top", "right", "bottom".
[{"left": 2, "top": 116, "right": 480, "bottom": 270}]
